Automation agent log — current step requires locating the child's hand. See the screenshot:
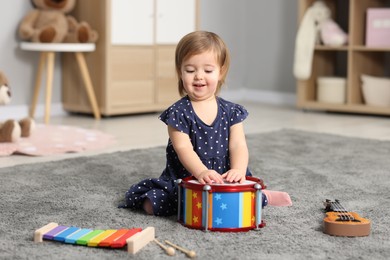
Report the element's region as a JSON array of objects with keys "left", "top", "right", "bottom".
[
  {"left": 222, "top": 169, "right": 246, "bottom": 184},
  {"left": 195, "top": 170, "right": 224, "bottom": 185}
]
